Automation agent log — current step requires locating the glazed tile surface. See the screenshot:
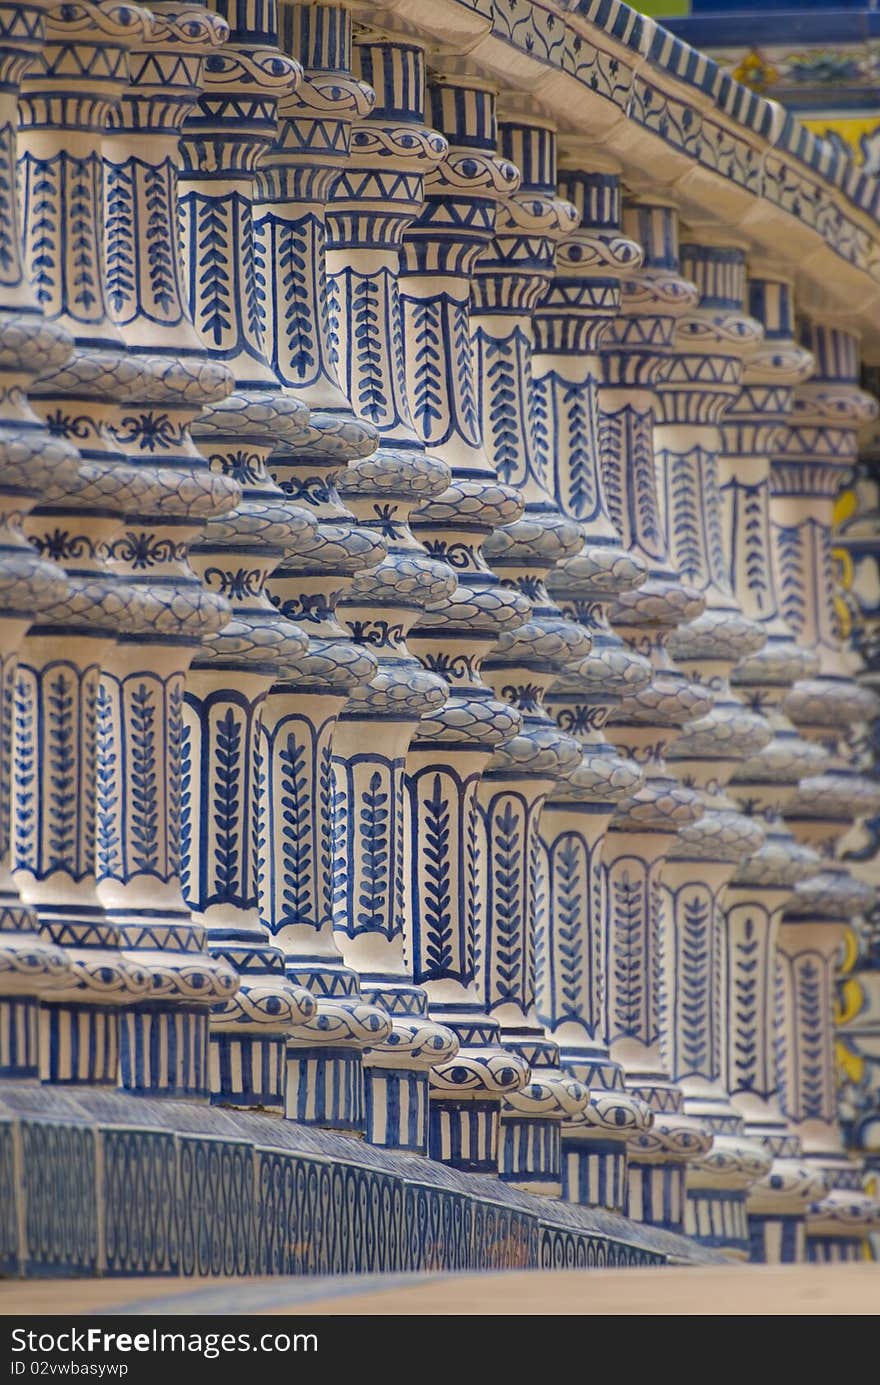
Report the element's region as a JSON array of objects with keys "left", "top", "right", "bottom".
[{"left": 0, "top": 0, "right": 877, "bottom": 1278}]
